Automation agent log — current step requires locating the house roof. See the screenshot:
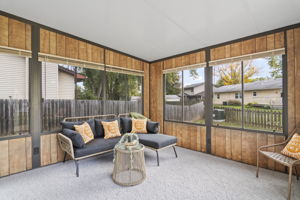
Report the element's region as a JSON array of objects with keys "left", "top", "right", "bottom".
[
  {"left": 184, "top": 82, "right": 204, "bottom": 89},
  {"left": 58, "top": 66, "right": 86, "bottom": 80},
  {"left": 214, "top": 78, "right": 282, "bottom": 93},
  {"left": 2, "top": 1, "right": 300, "bottom": 61}
]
